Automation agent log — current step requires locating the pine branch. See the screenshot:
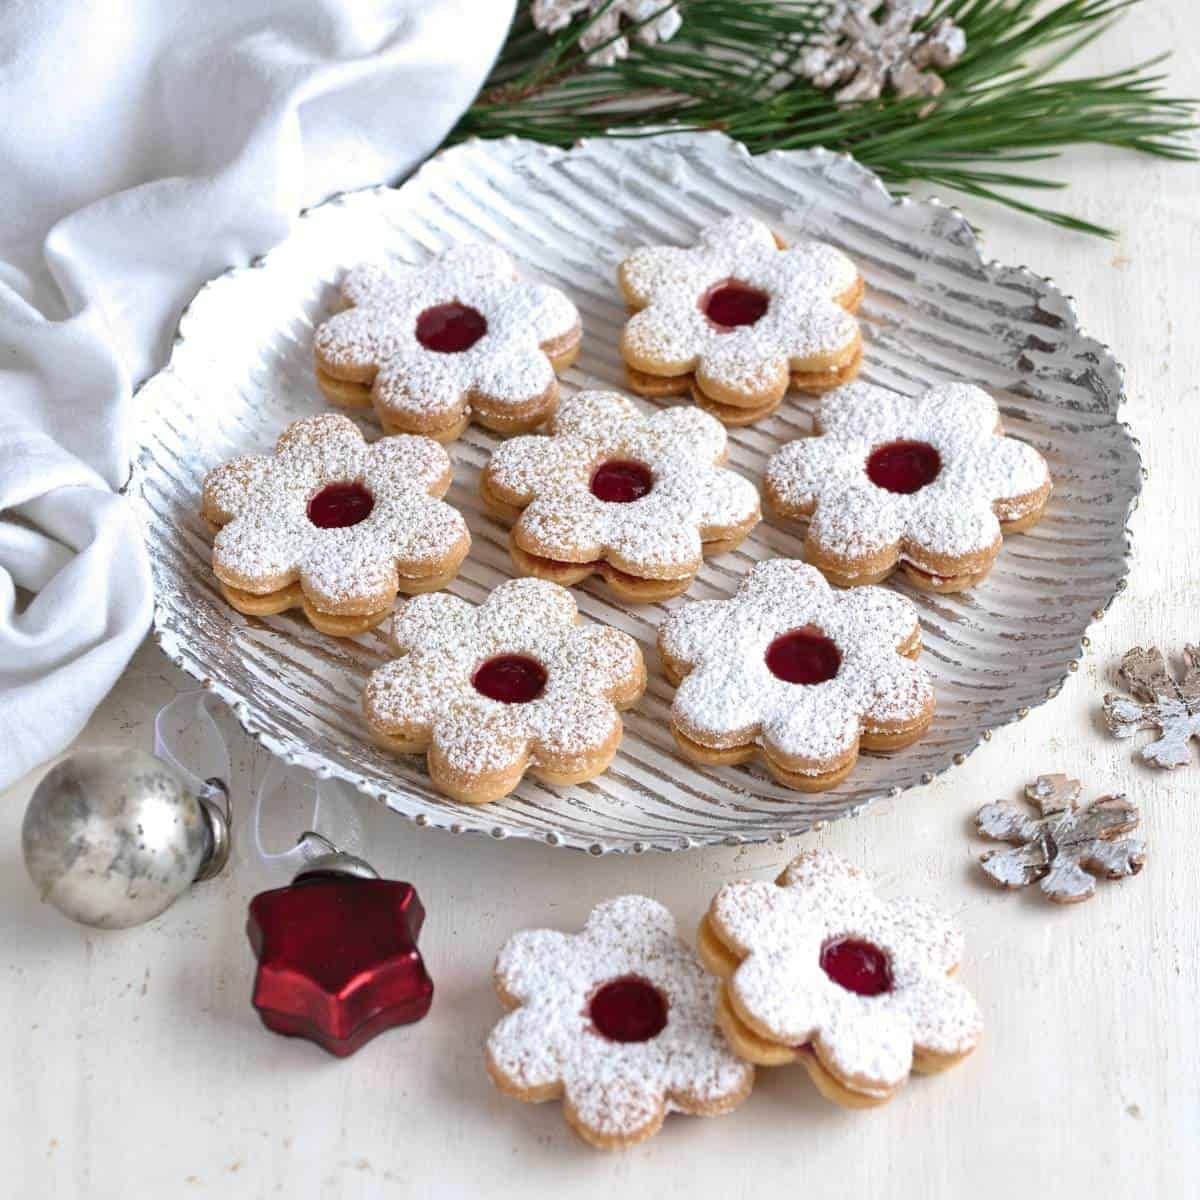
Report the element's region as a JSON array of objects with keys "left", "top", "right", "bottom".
[{"left": 452, "top": 0, "right": 1196, "bottom": 237}]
